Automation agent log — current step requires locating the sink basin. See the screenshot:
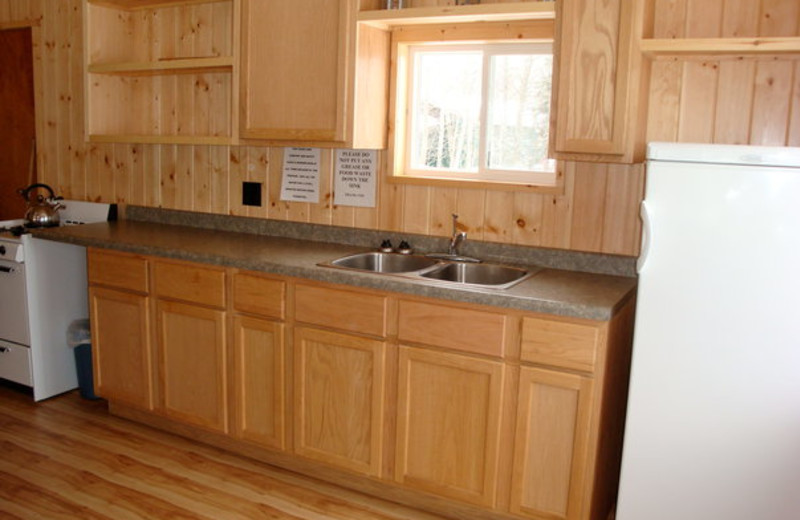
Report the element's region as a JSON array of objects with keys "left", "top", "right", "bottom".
[
  {"left": 328, "top": 252, "right": 439, "bottom": 274},
  {"left": 322, "top": 252, "right": 535, "bottom": 290},
  {"left": 420, "top": 262, "right": 531, "bottom": 289}
]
